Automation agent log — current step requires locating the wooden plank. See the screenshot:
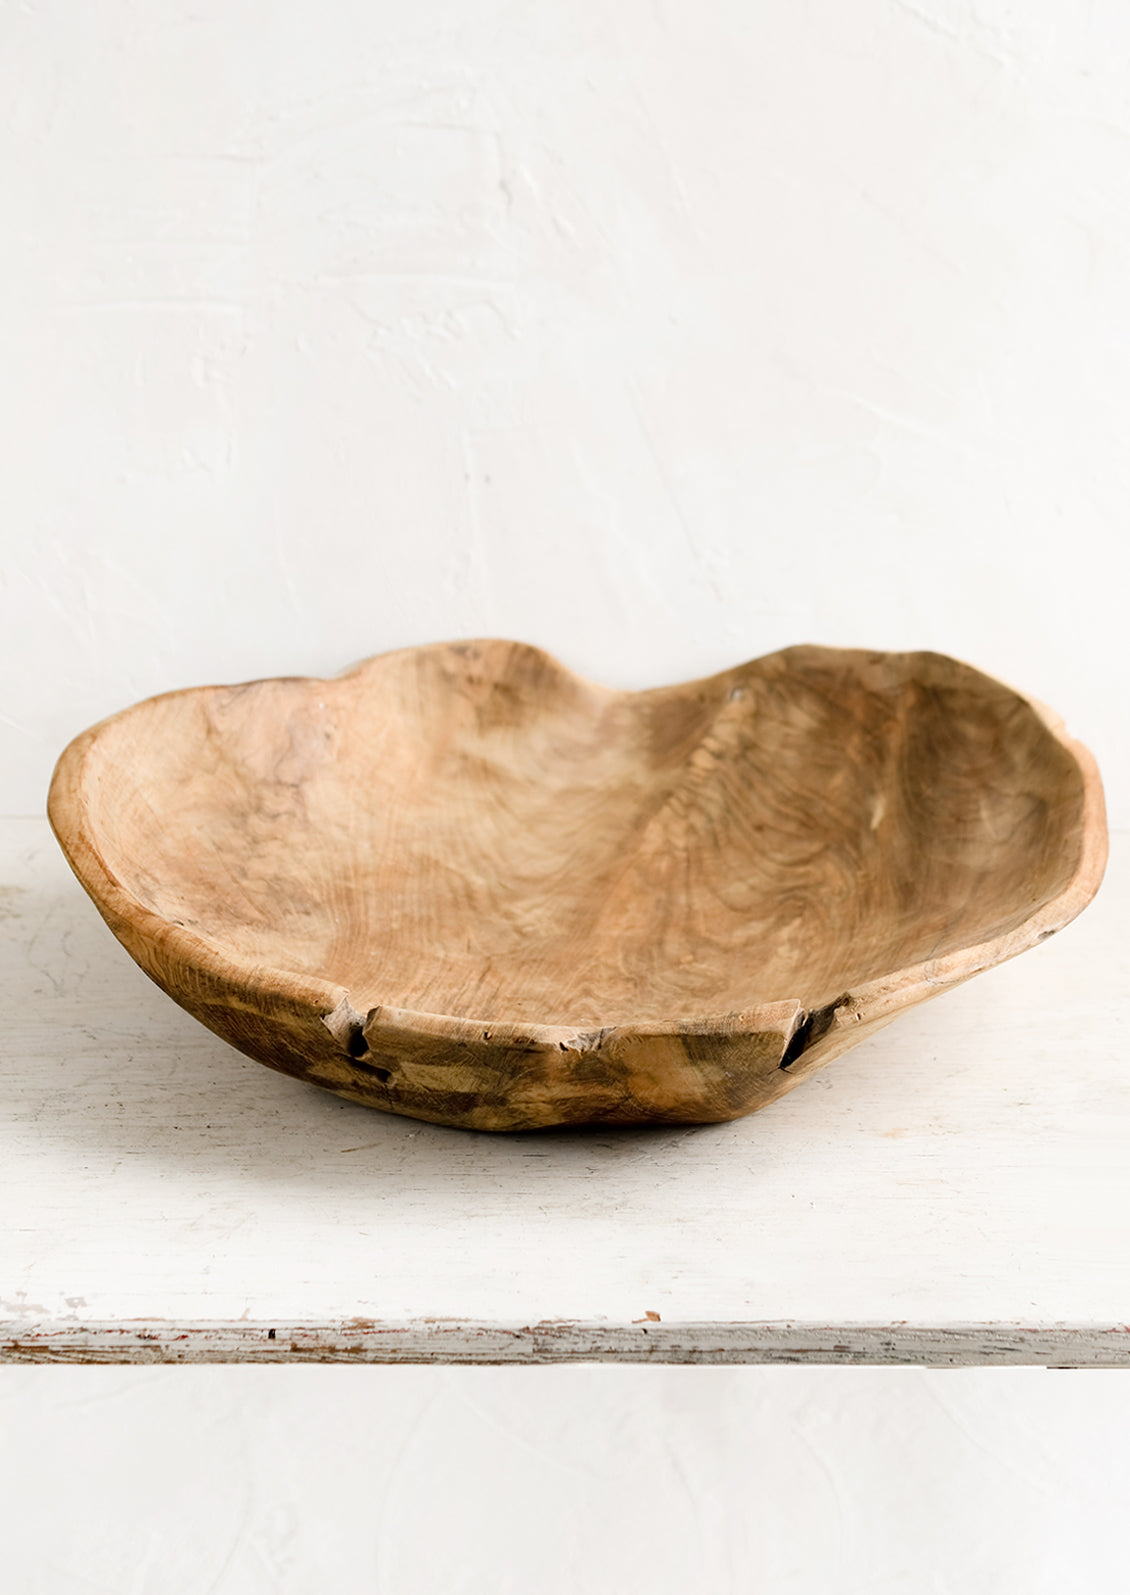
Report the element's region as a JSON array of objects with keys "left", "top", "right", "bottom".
[
  {"left": 3, "top": 816, "right": 1128, "bottom": 1363},
  {"left": 4, "top": 1320, "right": 1130, "bottom": 1366}
]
